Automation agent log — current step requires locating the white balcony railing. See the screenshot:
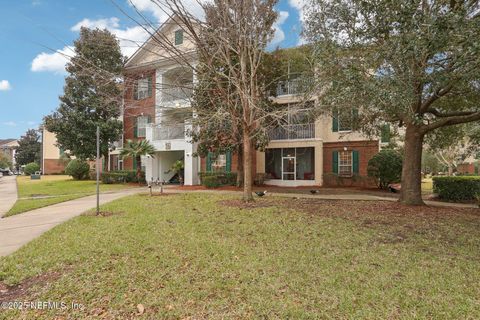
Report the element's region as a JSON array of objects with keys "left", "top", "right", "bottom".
[
  {"left": 276, "top": 78, "right": 312, "bottom": 96},
  {"left": 152, "top": 124, "right": 185, "bottom": 140},
  {"left": 162, "top": 87, "right": 193, "bottom": 103},
  {"left": 269, "top": 123, "right": 315, "bottom": 140}
]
